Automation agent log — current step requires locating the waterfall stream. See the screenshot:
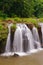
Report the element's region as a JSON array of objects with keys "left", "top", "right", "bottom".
[
  {"left": 32, "top": 26, "right": 41, "bottom": 49},
  {"left": 0, "top": 23, "right": 43, "bottom": 56},
  {"left": 5, "top": 23, "right": 13, "bottom": 52}
]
